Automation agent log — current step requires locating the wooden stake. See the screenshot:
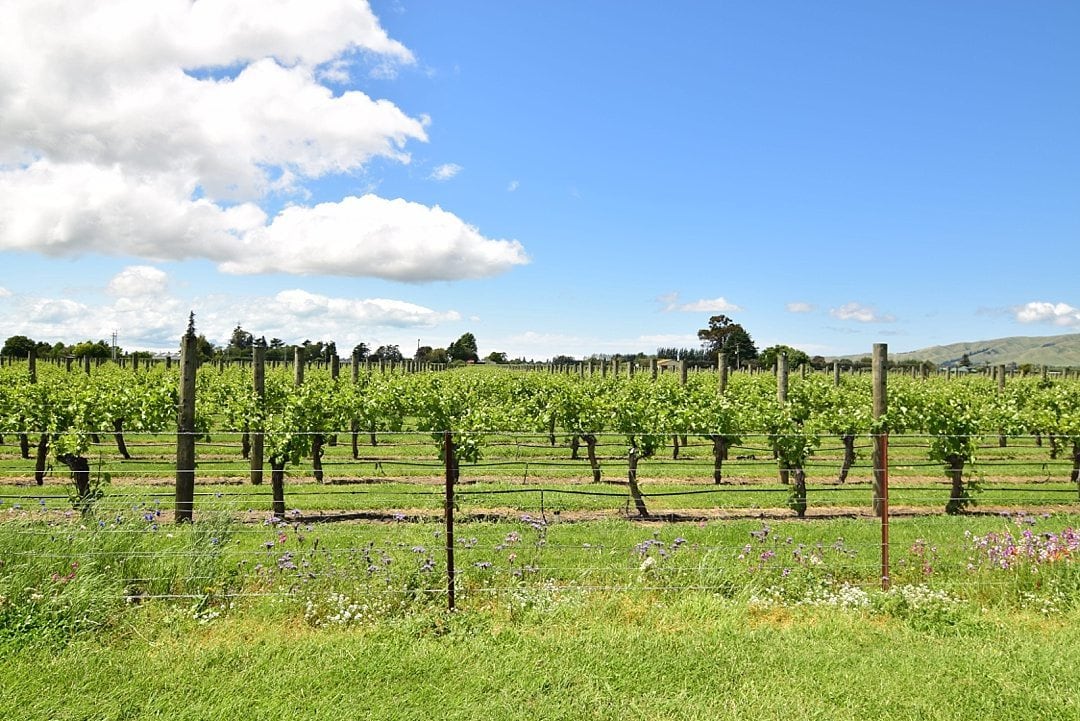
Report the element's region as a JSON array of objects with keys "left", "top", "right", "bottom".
[{"left": 175, "top": 325, "right": 197, "bottom": 523}]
